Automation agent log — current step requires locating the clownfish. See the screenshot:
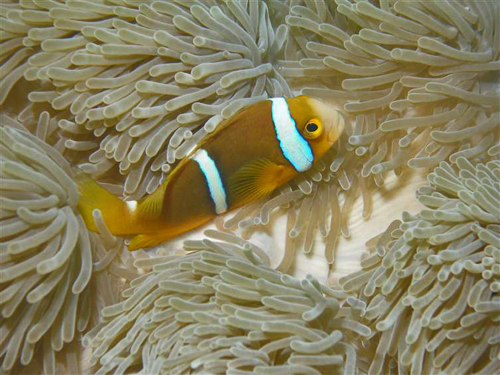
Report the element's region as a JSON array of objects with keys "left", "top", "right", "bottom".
[{"left": 77, "top": 96, "right": 345, "bottom": 250}]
